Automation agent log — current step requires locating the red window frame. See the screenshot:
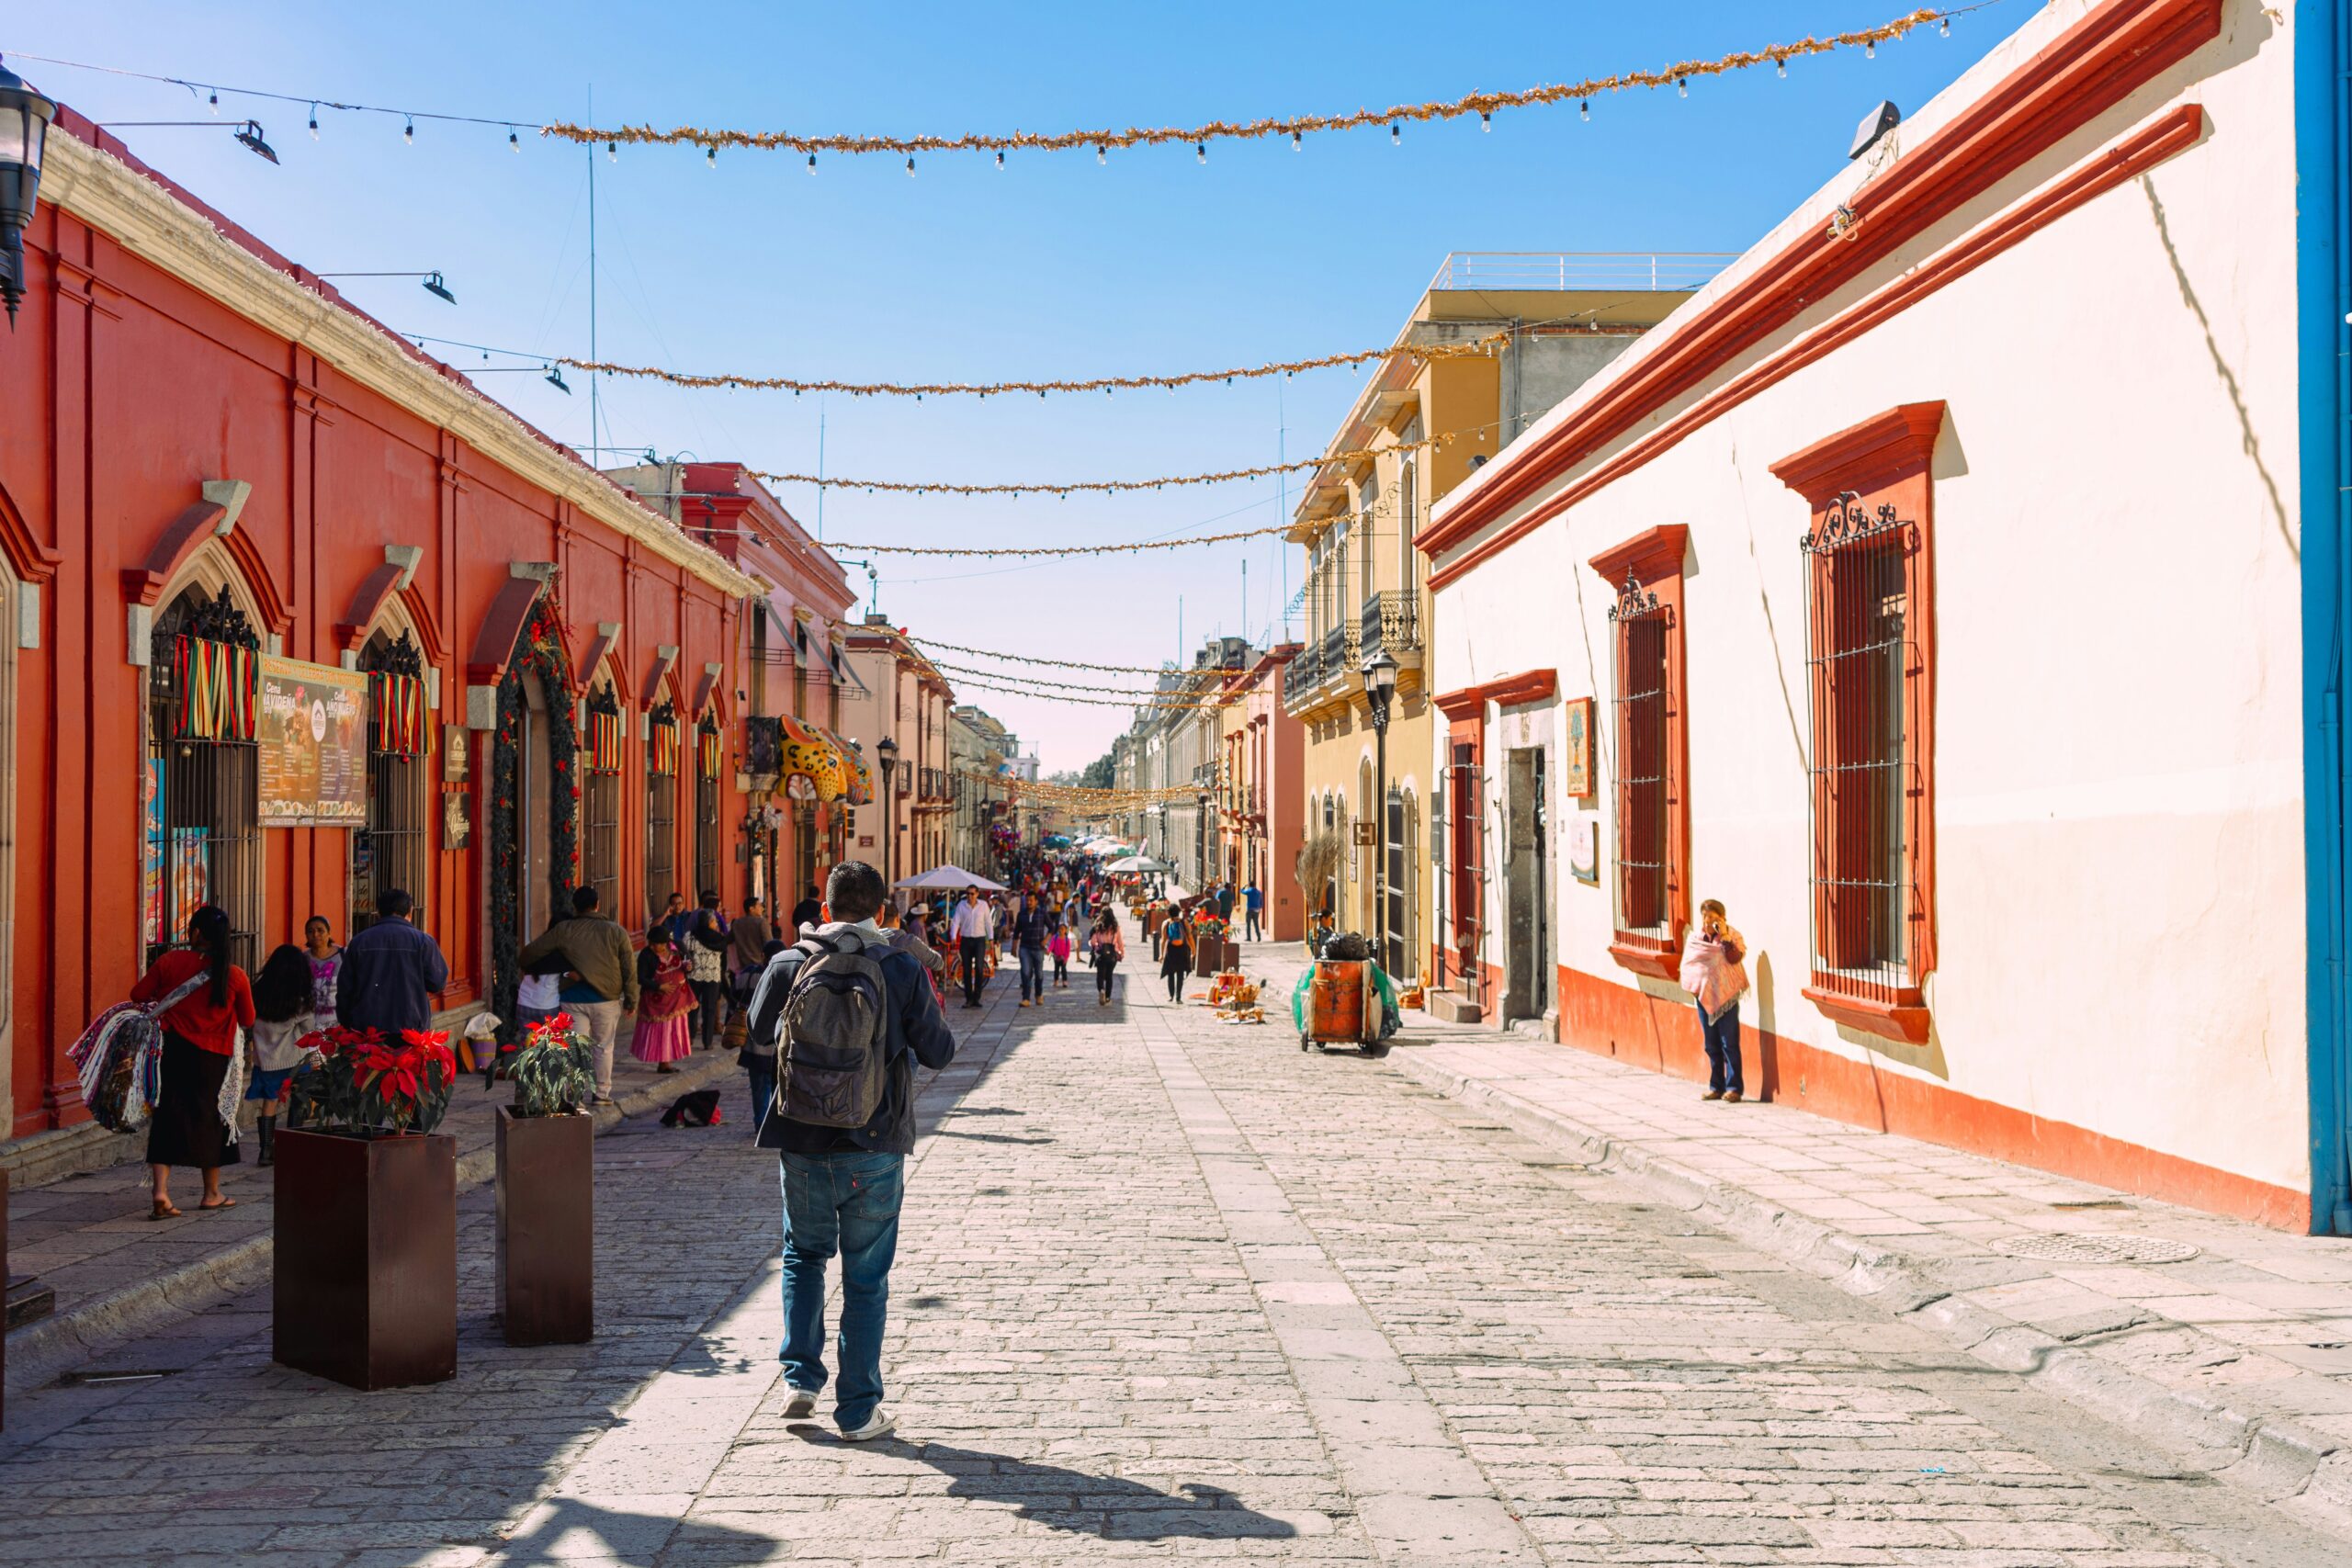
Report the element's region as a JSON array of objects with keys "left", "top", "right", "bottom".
[
  {"left": 1588, "top": 525, "right": 1690, "bottom": 981},
  {"left": 1771, "top": 402, "right": 1944, "bottom": 1045}
]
